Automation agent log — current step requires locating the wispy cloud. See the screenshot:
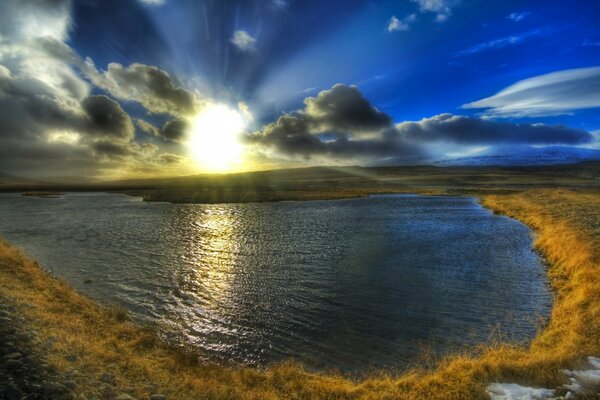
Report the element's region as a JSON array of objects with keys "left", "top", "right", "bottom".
[
  {"left": 411, "top": 0, "right": 461, "bottom": 22},
  {"left": 387, "top": 14, "right": 417, "bottom": 32},
  {"left": 138, "top": 0, "right": 165, "bottom": 6},
  {"left": 454, "top": 28, "right": 545, "bottom": 57},
  {"left": 271, "top": 0, "right": 288, "bottom": 10},
  {"left": 462, "top": 66, "right": 600, "bottom": 118},
  {"left": 507, "top": 12, "right": 530, "bottom": 22},
  {"left": 582, "top": 39, "right": 600, "bottom": 47},
  {"left": 295, "top": 87, "right": 318, "bottom": 95}
]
